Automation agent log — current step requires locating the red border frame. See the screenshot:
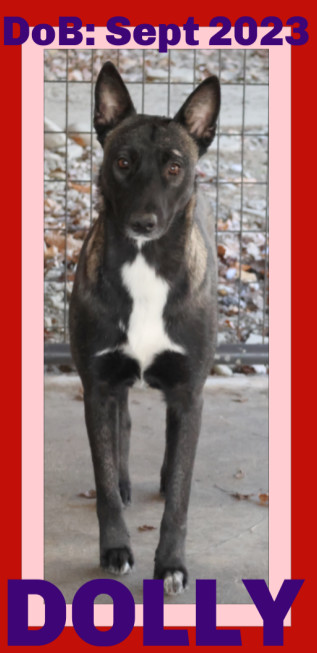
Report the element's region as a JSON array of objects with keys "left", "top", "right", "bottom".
[{"left": 1, "top": 2, "right": 316, "bottom": 649}]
